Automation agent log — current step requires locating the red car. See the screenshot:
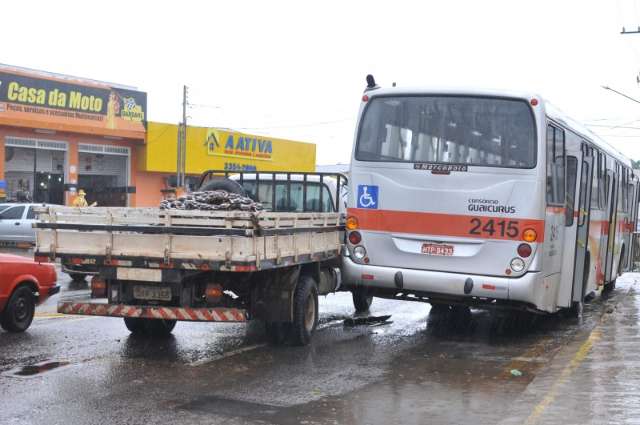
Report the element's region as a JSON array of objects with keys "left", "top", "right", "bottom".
[{"left": 0, "top": 254, "right": 59, "bottom": 332}]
